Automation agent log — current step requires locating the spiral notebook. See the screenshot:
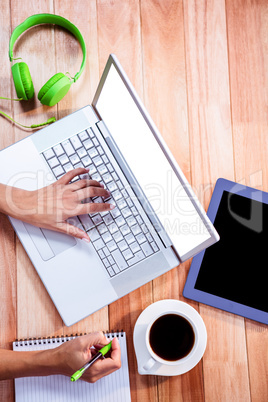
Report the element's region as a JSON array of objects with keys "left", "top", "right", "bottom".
[{"left": 13, "top": 332, "right": 131, "bottom": 402}]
